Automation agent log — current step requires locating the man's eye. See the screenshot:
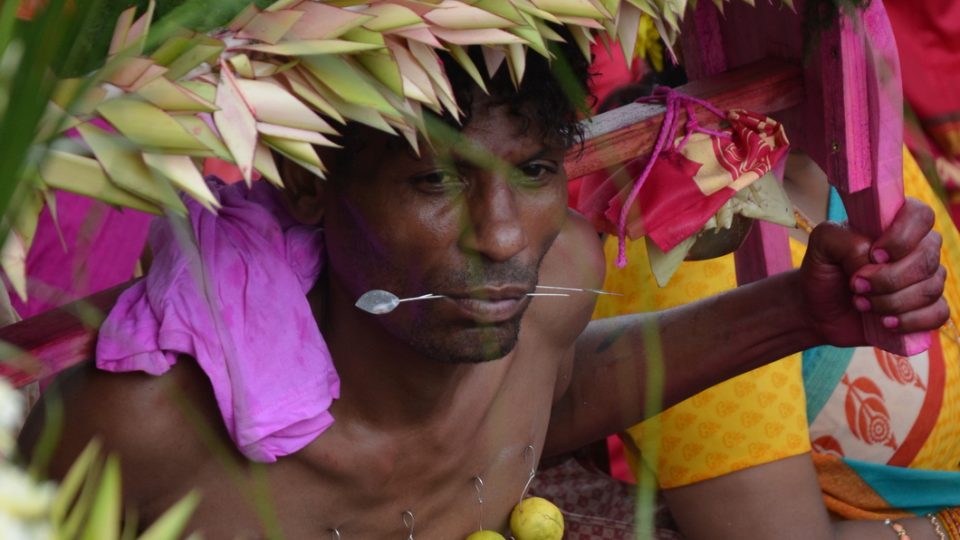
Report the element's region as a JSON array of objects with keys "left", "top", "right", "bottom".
[
  {"left": 513, "top": 161, "right": 558, "bottom": 185},
  {"left": 412, "top": 170, "right": 464, "bottom": 193}
]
